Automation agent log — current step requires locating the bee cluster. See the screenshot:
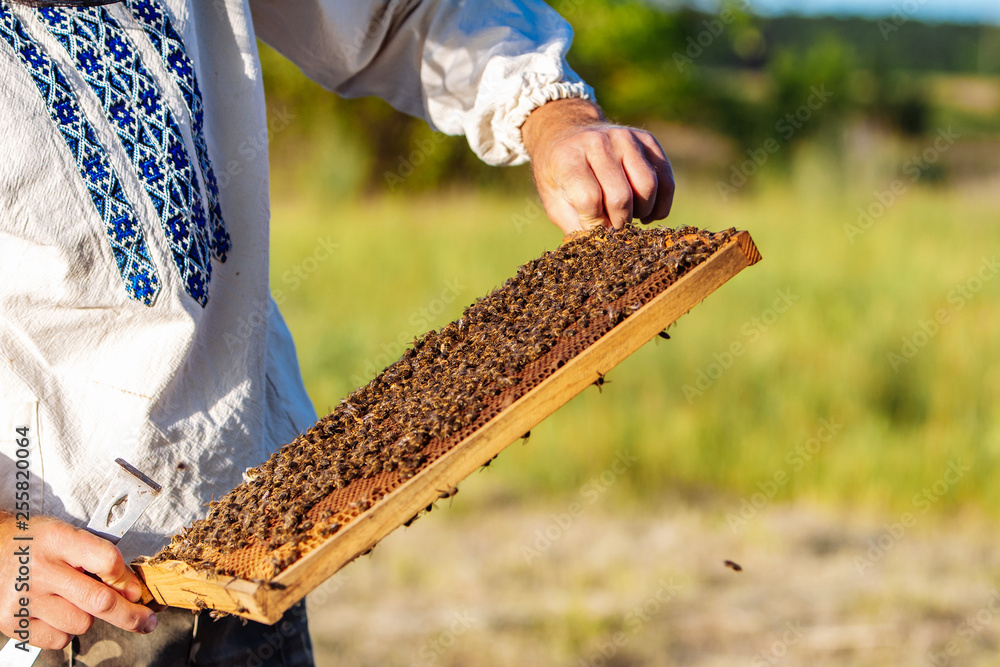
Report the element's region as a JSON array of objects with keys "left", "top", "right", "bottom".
[{"left": 148, "top": 225, "right": 736, "bottom": 579}]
